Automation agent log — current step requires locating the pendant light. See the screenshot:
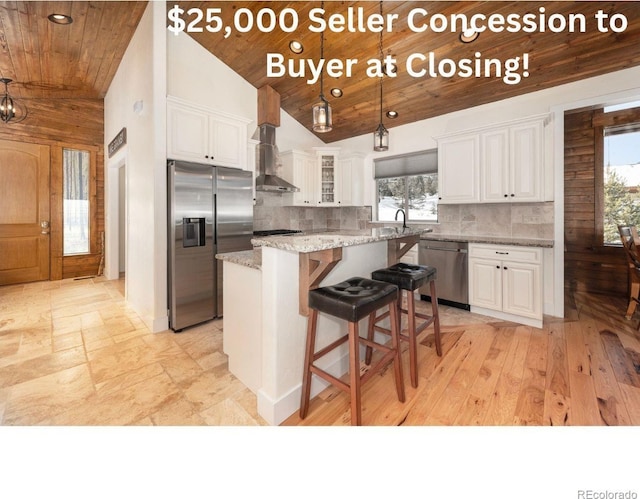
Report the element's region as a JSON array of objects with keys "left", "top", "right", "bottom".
[
  {"left": 0, "top": 78, "right": 27, "bottom": 124},
  {"left": 312, "top": 2, "right": 332, "bottom": 133},
  {"left": 373, "top": 1, "right": 389, "bottom": 151}
]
